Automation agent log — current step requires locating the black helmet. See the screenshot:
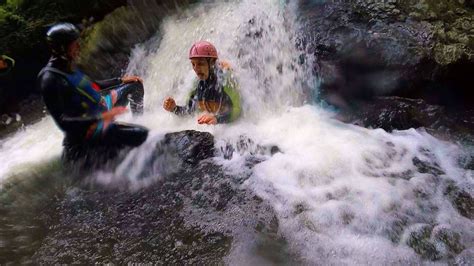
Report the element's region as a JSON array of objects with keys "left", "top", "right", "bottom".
[{"left": 46, "top": 22, "right": 80, "bottom": 55}]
